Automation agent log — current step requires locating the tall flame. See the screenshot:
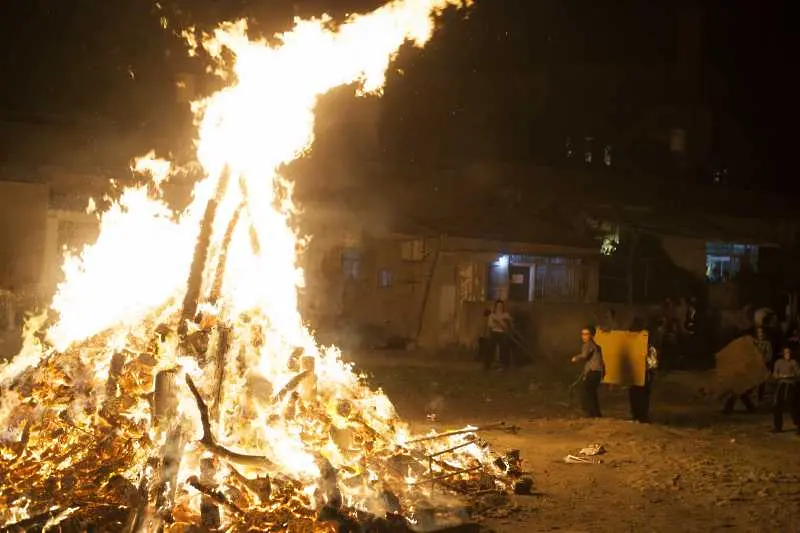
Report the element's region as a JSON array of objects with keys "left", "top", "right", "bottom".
[{"left": 0, "top": 0, "right": 486, "bottom": 527}]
